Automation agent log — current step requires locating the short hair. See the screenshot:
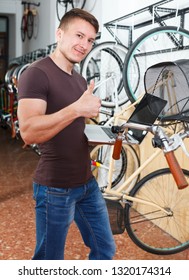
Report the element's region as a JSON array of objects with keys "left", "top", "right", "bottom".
[{"left": 58, "top": 8, "right": 99, "bottom": 34}]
